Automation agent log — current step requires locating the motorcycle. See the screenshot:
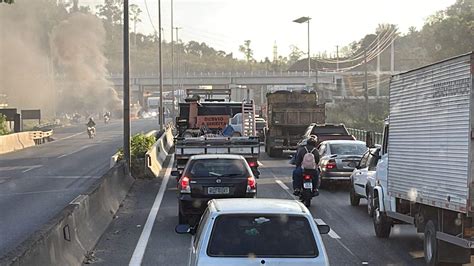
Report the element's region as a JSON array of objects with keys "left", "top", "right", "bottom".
[
  {"left": 104, "top": 116, "right": 110, "bottom": 124},
  {"left": 299, "top": 169, "right": 318, "bottom": 207},
  {"left": 87, "top": 126, "right": 96, "bottom": 139}
]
